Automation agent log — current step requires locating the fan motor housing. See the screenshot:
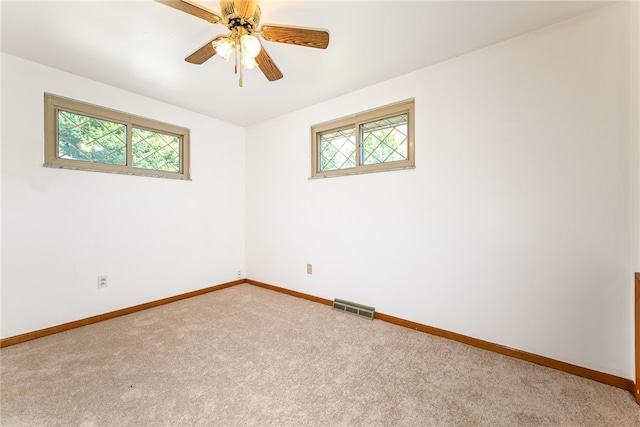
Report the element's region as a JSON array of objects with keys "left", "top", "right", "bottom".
[{"left": 221, "top": 0, "right": 260, "bottom": 29}]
